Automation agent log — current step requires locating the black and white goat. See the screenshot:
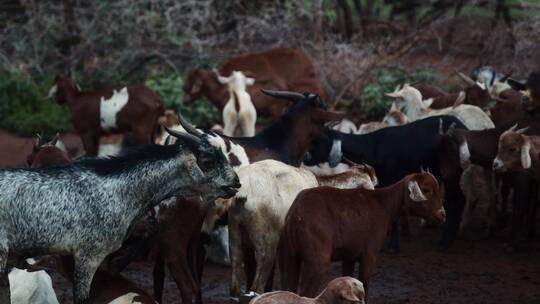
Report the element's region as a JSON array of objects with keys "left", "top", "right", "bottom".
[{"left": 0, "top": 130, "right": 240, "bottom": 304}]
